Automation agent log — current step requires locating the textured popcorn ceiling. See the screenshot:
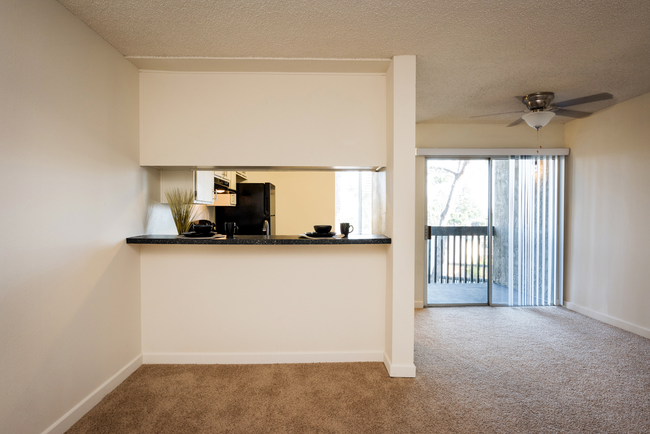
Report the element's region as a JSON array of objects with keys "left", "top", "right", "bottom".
[{"left": 58, "top": 0, "right": 650, "bottom": 124}]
